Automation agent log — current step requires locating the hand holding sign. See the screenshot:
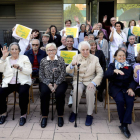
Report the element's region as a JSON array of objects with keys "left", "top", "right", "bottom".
[
  {"left": 65, "top": 27, "right": 79, "bottom": 38},
  {"left": 13, "top": 24, "right": 32, "bottom": 40}
]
